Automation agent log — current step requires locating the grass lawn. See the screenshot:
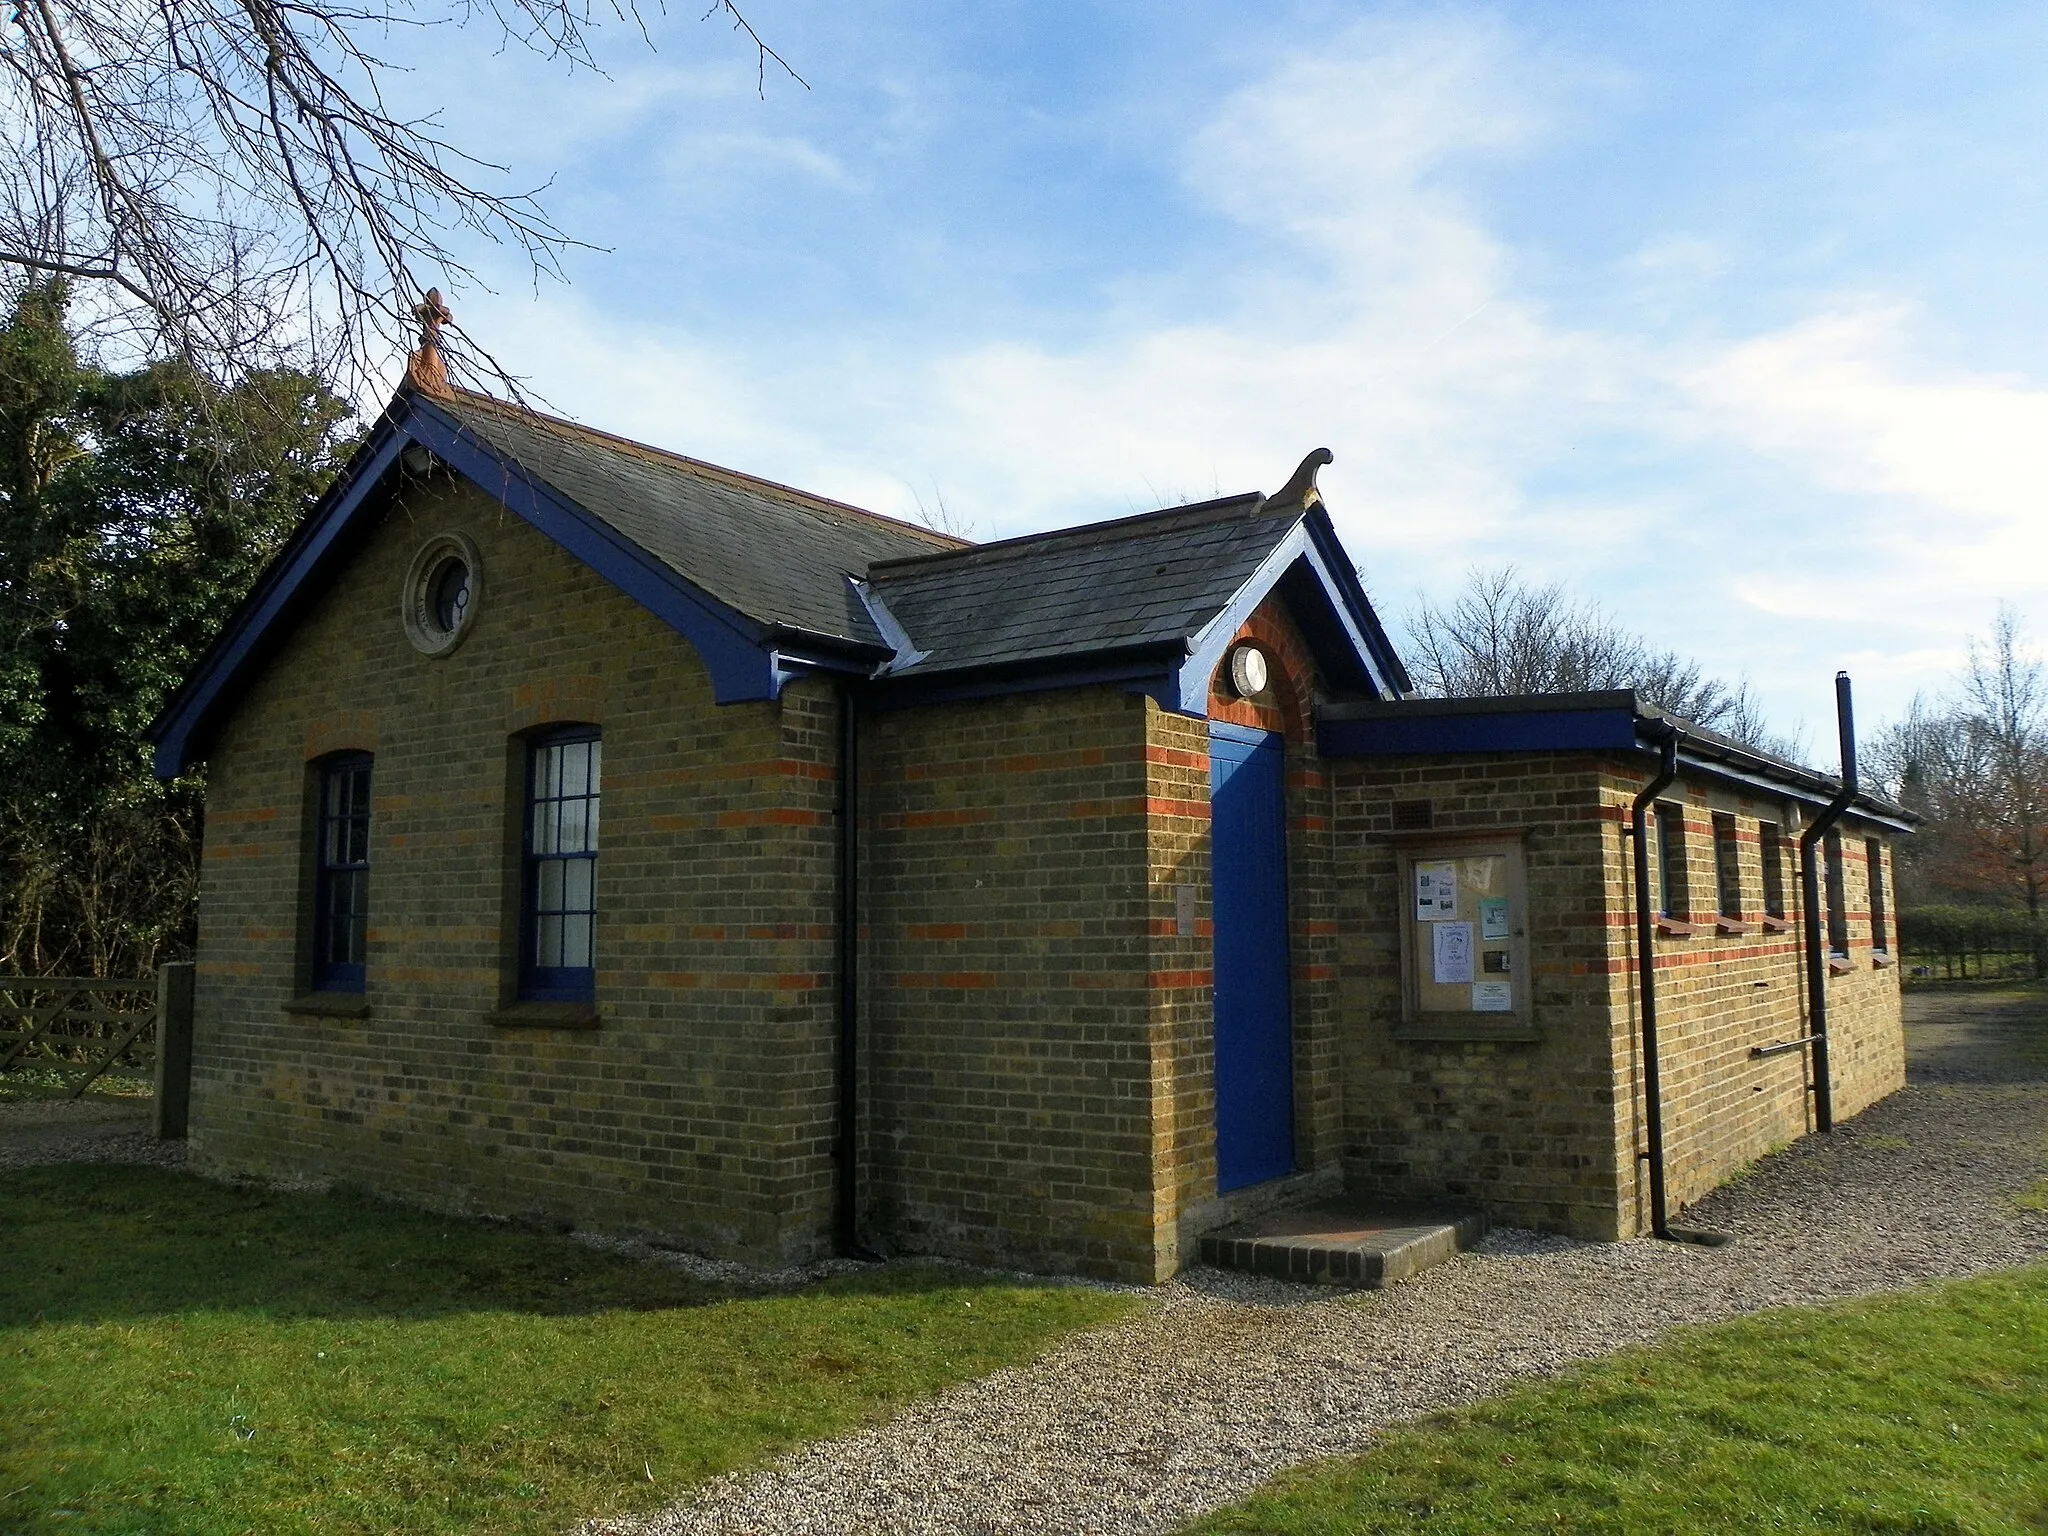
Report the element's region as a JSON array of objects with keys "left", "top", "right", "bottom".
[
  {"left": 0, "top": 1164, "right": 1140, "bottom": 1535},
  {"left": 1186, "top": 1267, "right": 2048, "bottom": 1535}
]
